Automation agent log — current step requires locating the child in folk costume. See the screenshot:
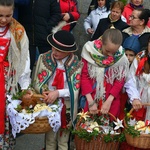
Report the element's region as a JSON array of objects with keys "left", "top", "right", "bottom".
[
  {"left": 119, "top": 35, "right": 141, "bottom": 120},
  {"left": 130, "top": 37, "right": 150, "bottom": 120},
  {"left": 32, "top": 30, "right": 82, "bottom": 150},
  {"left": 120, "top": 39, "right": 150, "bottom": 150},
  {"left": 80, "top": 28, "right": 129, "bottom": 117},
  {"left": 0, "top": 0, "right": 31, "bottom": 149}
]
